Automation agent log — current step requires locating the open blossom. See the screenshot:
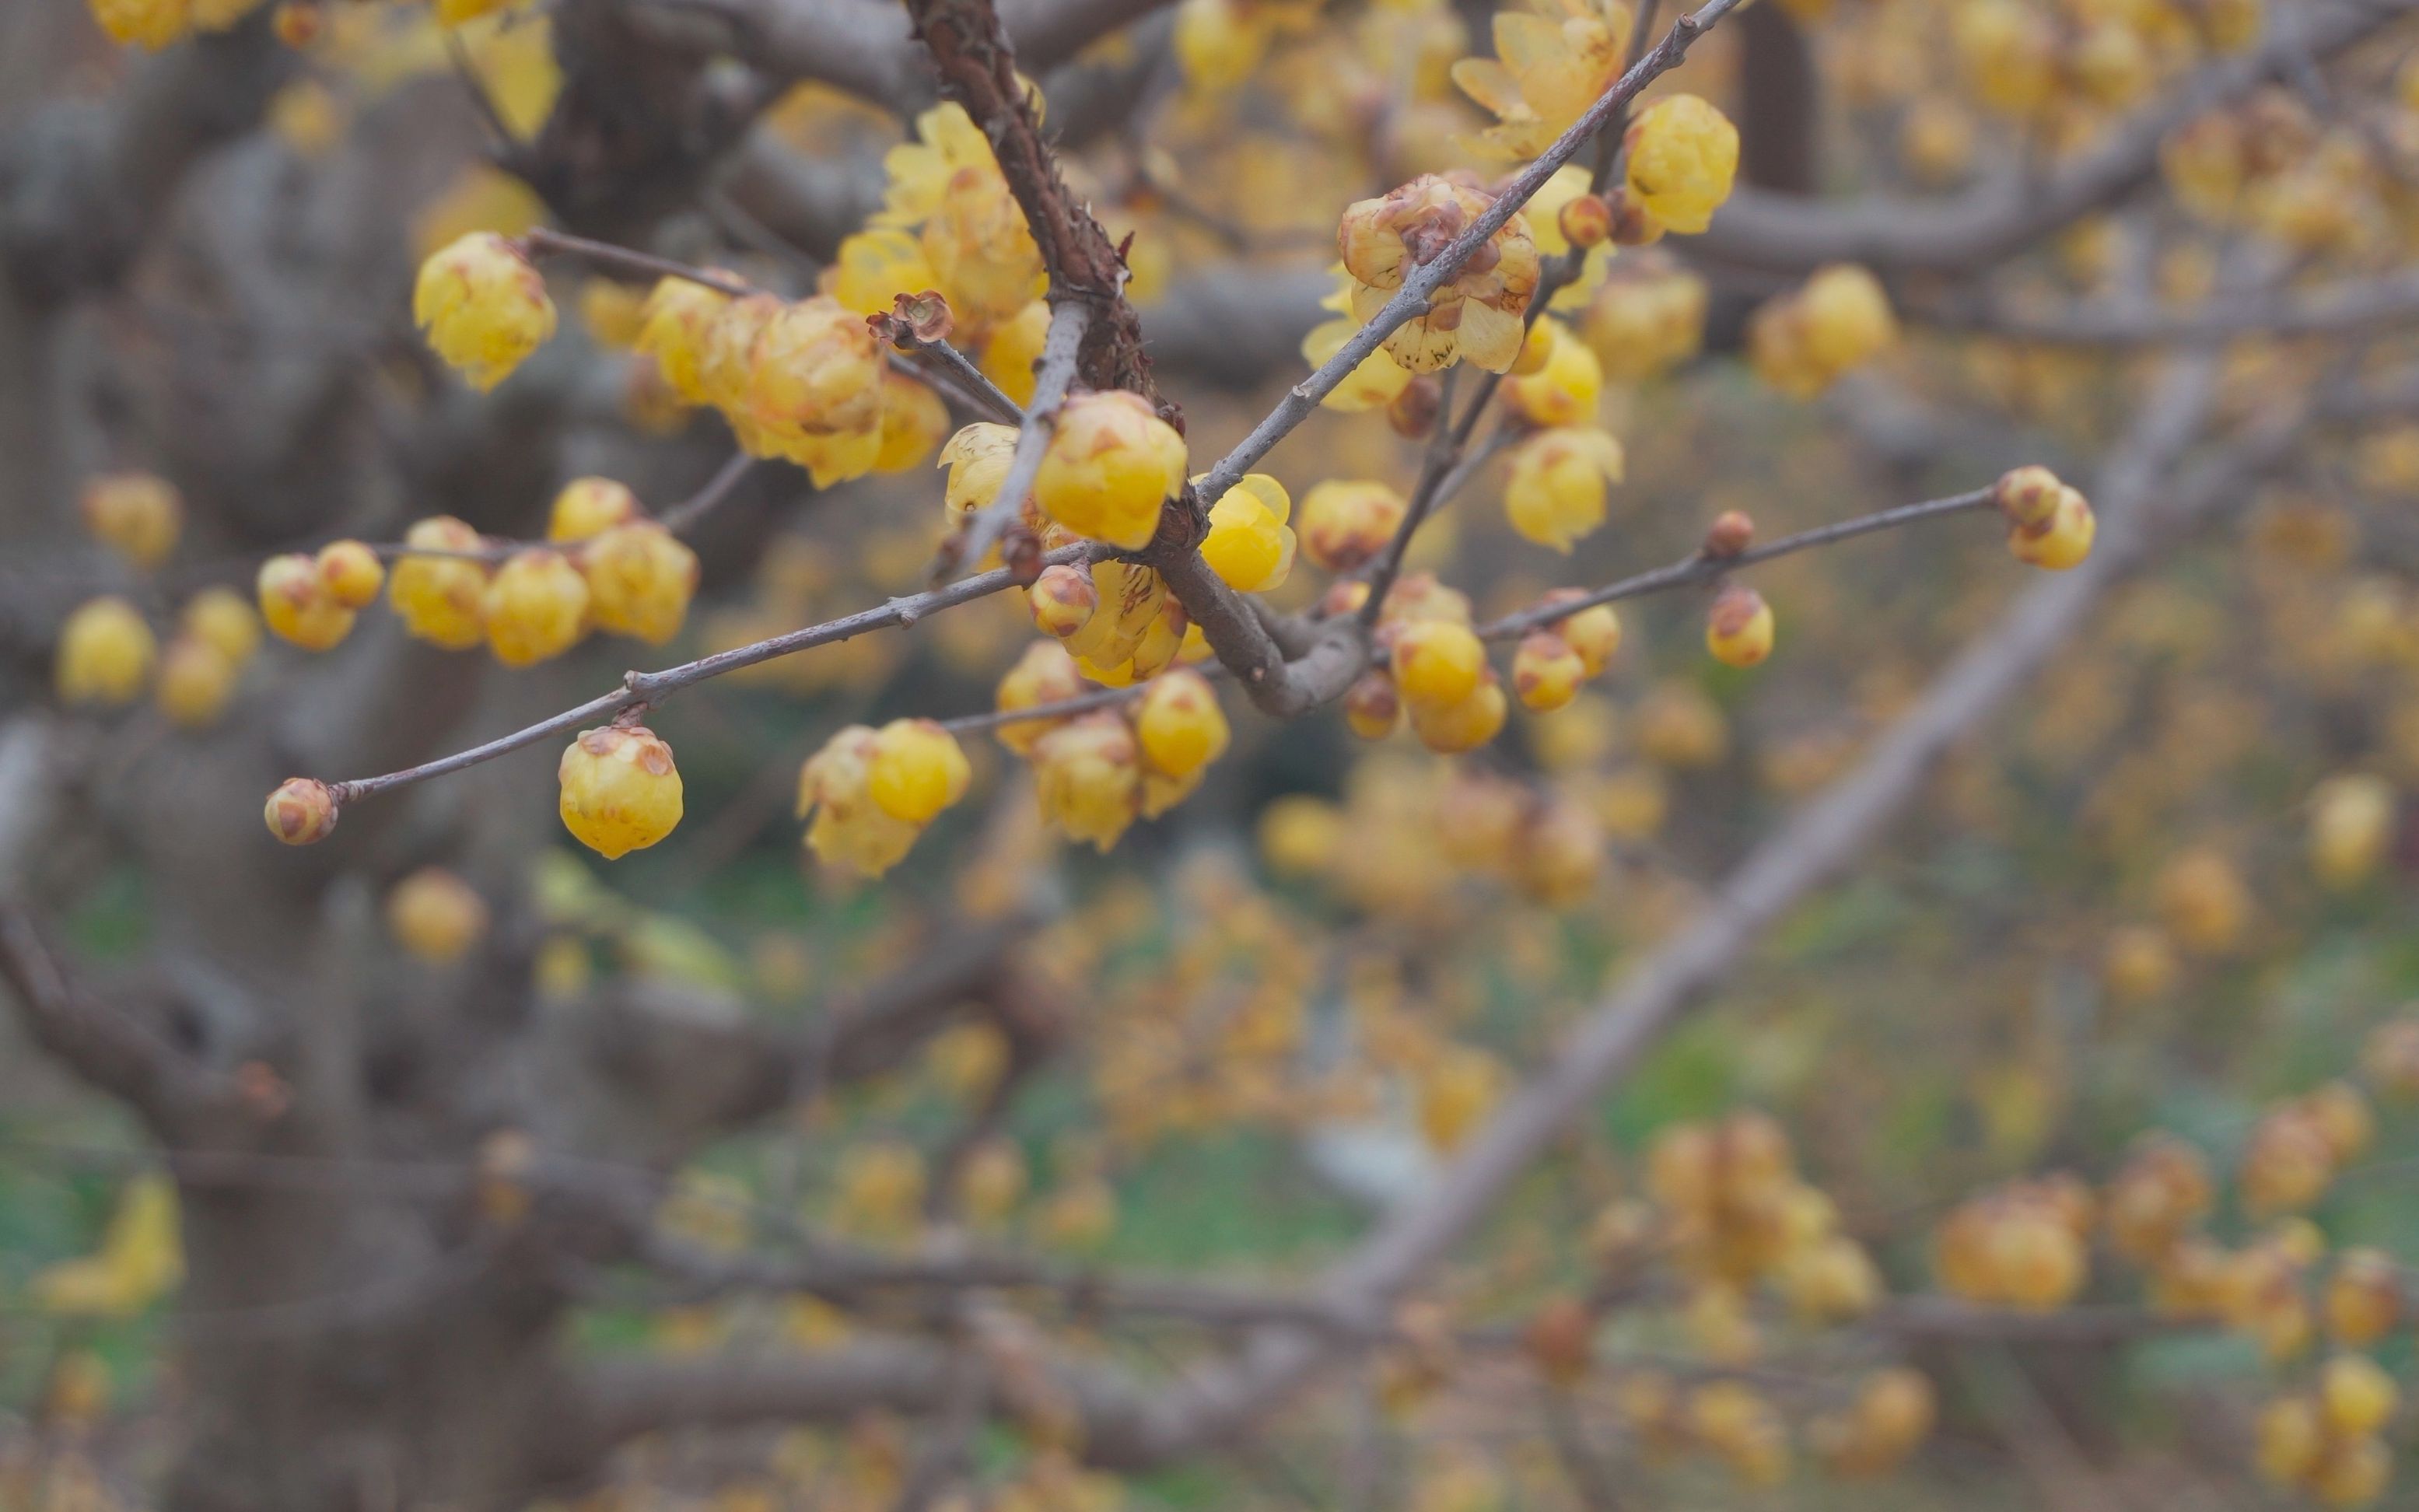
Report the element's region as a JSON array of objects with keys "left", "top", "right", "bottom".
[
  {"left": 1338, "top": 175, "right": 1541, "bottom": 373},
  {"left": 742, "top": 295, "right": 885, "bottom": 487},
  {"left": 1624, "top": 95, "right": 1739, "bottom": 236},
  {"left": 412, "top": 233, "right": 556, "bottom": 391},
  {"left": 1452, "top": 0, "right": 1633, "bottom": 159},
  {"left": 1504, "top": 426, "right": 1624, "bottom": 552}
]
